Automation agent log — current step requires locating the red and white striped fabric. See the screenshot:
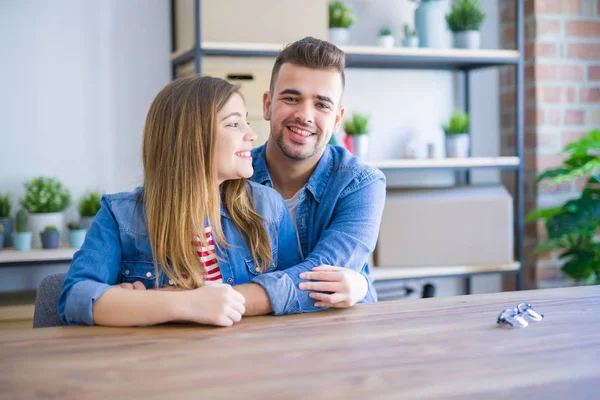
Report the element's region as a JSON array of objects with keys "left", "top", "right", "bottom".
[{"left": 192, "top": 224, "right": 223, "bottom": 284}]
